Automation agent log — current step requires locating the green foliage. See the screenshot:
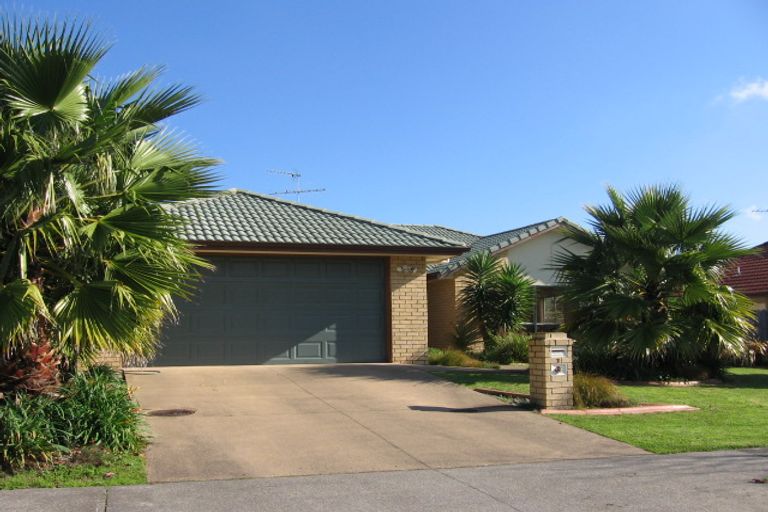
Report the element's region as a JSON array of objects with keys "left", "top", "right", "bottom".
[
  {"left": 555, "top": 185, "right": 756, "bottom": 378},
  {"left": 459, "top": 253, "right": 534, "bottom": 342},
  {"left": 452, "top": 321, "right": 480, "bottom": 351},
  {"left": 484, "top": 332, "right": 530, "bottom": 364},
  {"left": 573, "top": 374, "right": 631, "bottom": 408},
  {"left": 0, "top": 17, "right": 218, "bottom": 376},
  {"left": 51, "top": 368, "right": 144, "bottom": 452},
  {"left": 0, "top": 394, "right": 63, "bottom": 470},
  {"left": 0, "top": 367, "right": 145, "bottom": 472},
  {"left": 427, "top": 348, "right": 494, "bottom": 368}
]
